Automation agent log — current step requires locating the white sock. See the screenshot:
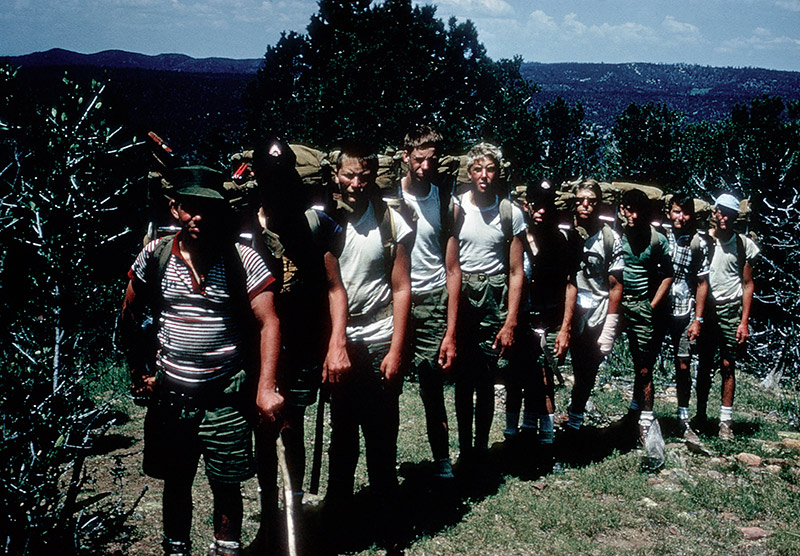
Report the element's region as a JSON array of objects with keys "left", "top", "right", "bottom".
[
  {"left": 678, "top": 406, "right": 690, "bottom": 421},
  {"left": 639, "top": 410, "right": 654, "bottom": 428},
  {"left": 719, "top": 406, "right": 733, "bottom": 422}
]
